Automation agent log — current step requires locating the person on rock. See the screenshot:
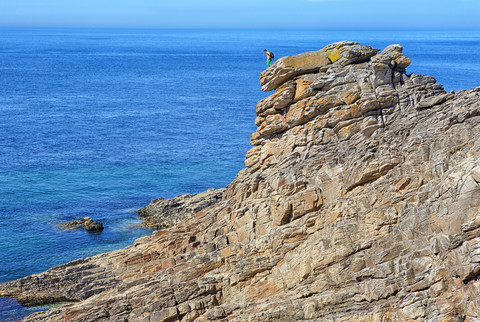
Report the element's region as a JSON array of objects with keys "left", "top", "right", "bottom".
[{"left": 264, "top": 49, "right": 274, "bottom": 67}]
